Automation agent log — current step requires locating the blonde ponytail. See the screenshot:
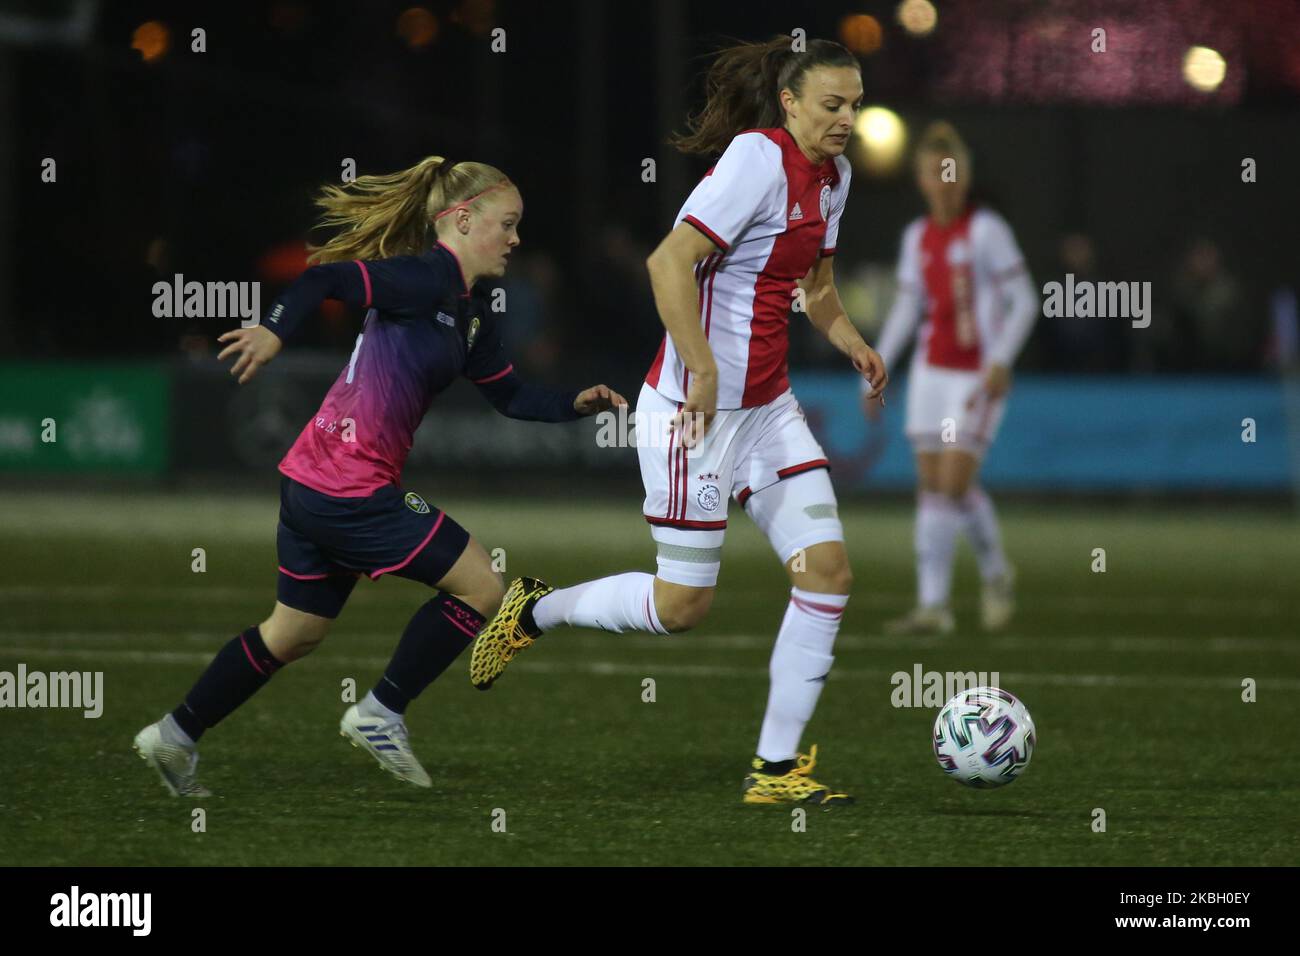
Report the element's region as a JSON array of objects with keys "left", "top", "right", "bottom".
[{"left": 307, "top": 157, "right": 512, "bottom": 264}]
